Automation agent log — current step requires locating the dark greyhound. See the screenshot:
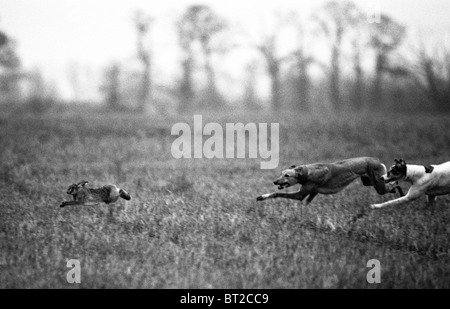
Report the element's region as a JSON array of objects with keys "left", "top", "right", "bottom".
[{"left": 256, "top": 157, "right": 404, "bottom": 204}]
